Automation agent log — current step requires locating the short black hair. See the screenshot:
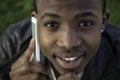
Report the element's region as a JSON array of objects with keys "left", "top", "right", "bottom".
[{"left": 33, "top": 0, "right": 106, "bottom": 13}]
